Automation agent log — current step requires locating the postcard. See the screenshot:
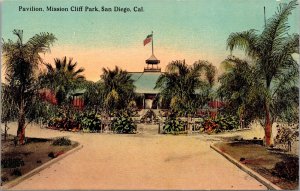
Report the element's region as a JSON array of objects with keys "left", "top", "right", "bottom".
[{"left": 1, "top": 0, "right": 299, "bottom": 190}]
